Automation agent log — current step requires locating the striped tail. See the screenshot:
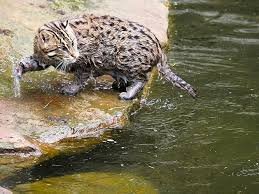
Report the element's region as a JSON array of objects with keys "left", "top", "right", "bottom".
[{"left": 157, "top": 53, "right": 197, "bottom": 98}]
